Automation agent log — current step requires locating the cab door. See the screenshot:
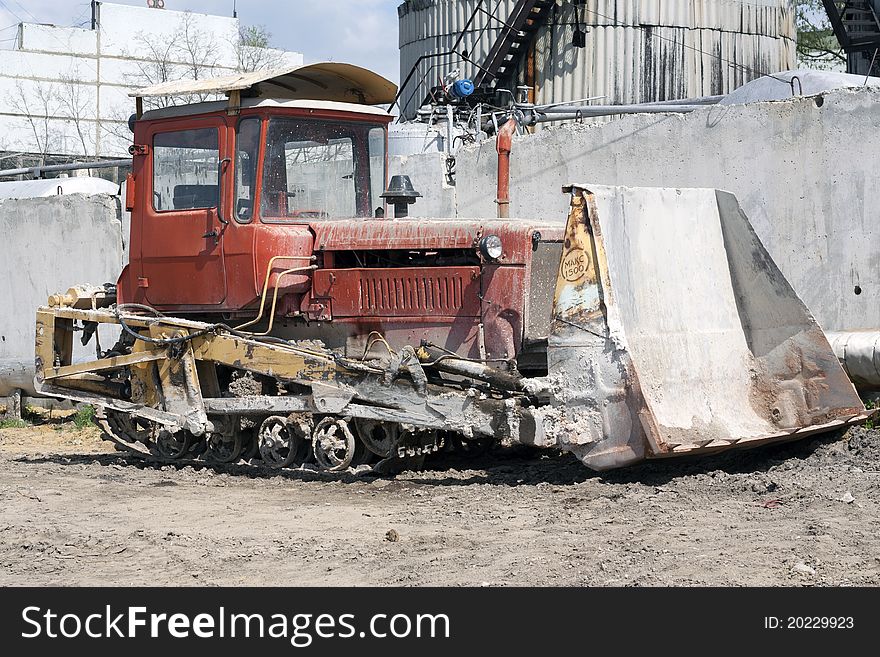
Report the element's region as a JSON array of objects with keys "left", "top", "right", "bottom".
[{"left": 140, "top": 119, "right": 228, "bottom": 307}]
